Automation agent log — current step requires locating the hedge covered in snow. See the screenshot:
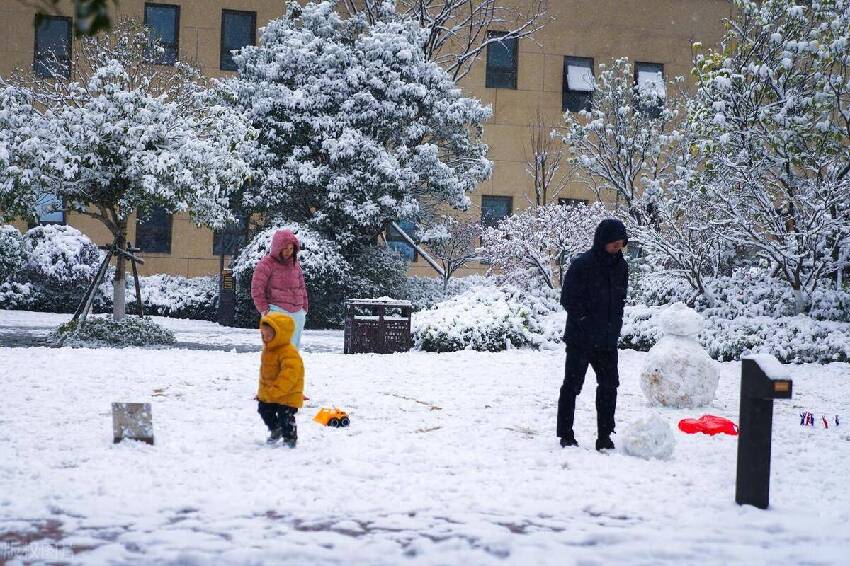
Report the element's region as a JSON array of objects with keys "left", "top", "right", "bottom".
[
  {"left": 0, "top": 225, "right": 103, "bottom": 312},
  {"left": 100, "top": 274, "right": 220, "bottom": 321},
  {"left": 630, "top": 268, "right": 850, "bottom": 322},
  {"left": 0, "top": 224, "right": 220, "bottom": 320},
  {"left": 412, "top": 284, "right": 562, "bottom": 352},
  {"left": 620, "top": 305, "right": 850, "bottom": 364},
  {"left": 52, "top": 315, "right": 176, "bottom": 348}
]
